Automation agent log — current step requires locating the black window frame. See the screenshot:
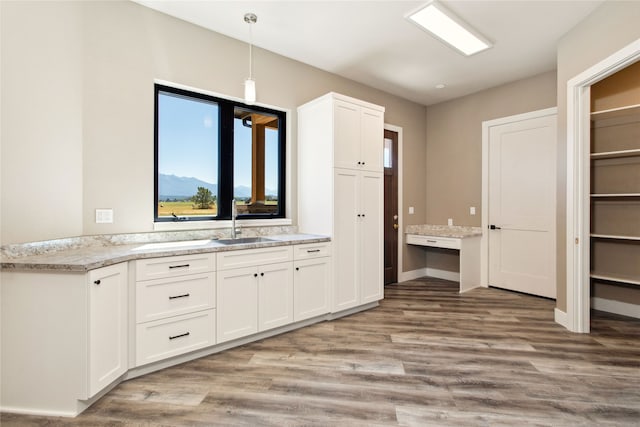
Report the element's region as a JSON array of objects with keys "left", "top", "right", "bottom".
[{"left": 154, "top": 84, "right": 286, "bottom": 222}]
